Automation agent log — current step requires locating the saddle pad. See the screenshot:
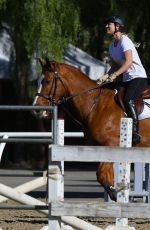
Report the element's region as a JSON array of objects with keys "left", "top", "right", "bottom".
[{"left": 138, "top": 99, "right": 150, "bottom": 120}]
